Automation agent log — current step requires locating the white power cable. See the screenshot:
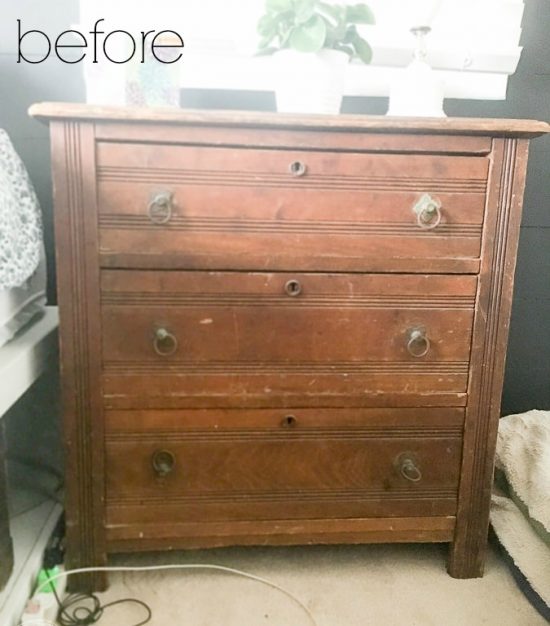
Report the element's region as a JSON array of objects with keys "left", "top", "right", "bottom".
[{"left": 36, "top": 563, "right": 319, "bottom": 626}]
